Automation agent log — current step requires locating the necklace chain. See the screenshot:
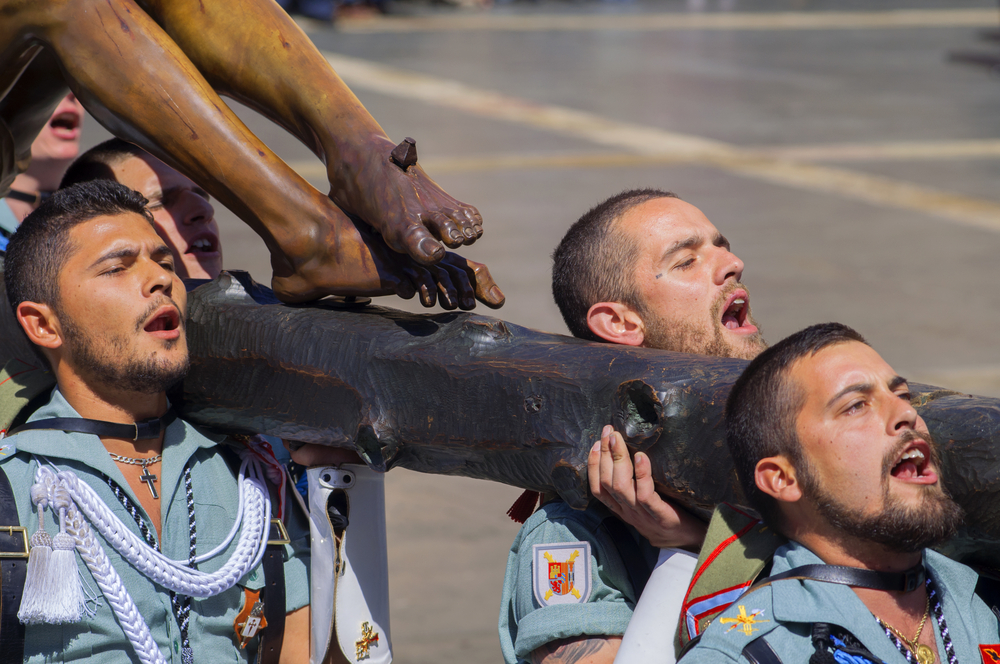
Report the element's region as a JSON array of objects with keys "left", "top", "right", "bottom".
[
  {"left": 875, "top": 578, "right": 958, "bottom": 664},
  {"left": 109, "top": 453, "right": 162, "bottom": 468},
  {"left": 877, "top": 594, "right": 931, "bottom": 662}
]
